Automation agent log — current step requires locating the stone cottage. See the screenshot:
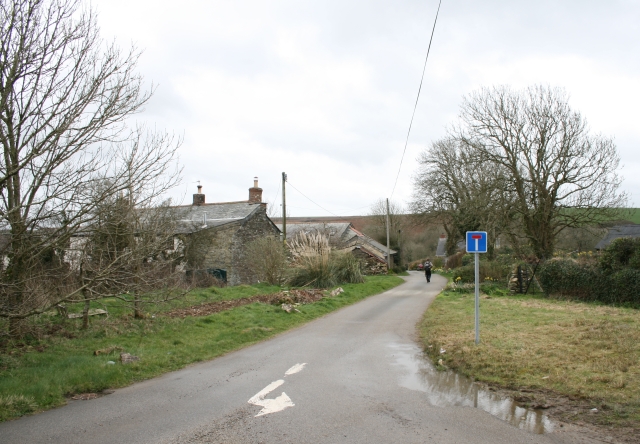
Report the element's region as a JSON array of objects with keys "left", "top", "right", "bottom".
[{"left": 172, "top": 179, "right": 280, "bottom": 285}]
